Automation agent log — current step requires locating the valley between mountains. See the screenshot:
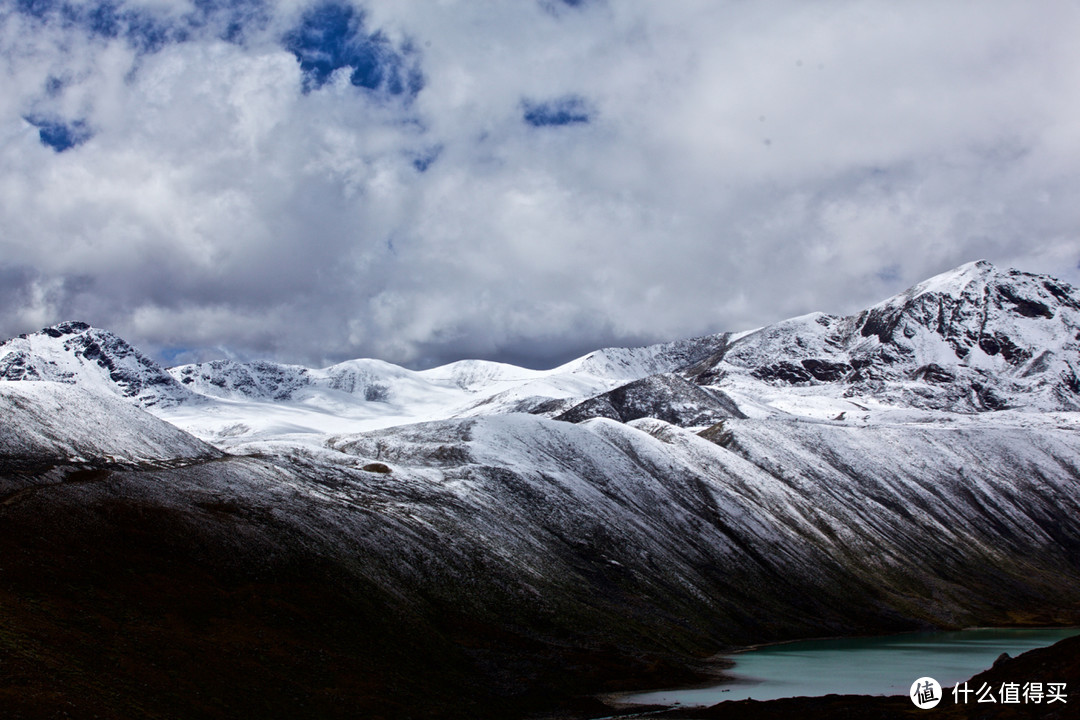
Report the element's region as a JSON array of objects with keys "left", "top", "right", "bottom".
[{"left": 2, "top": 260, "right": 1080, "bottom": 718}]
